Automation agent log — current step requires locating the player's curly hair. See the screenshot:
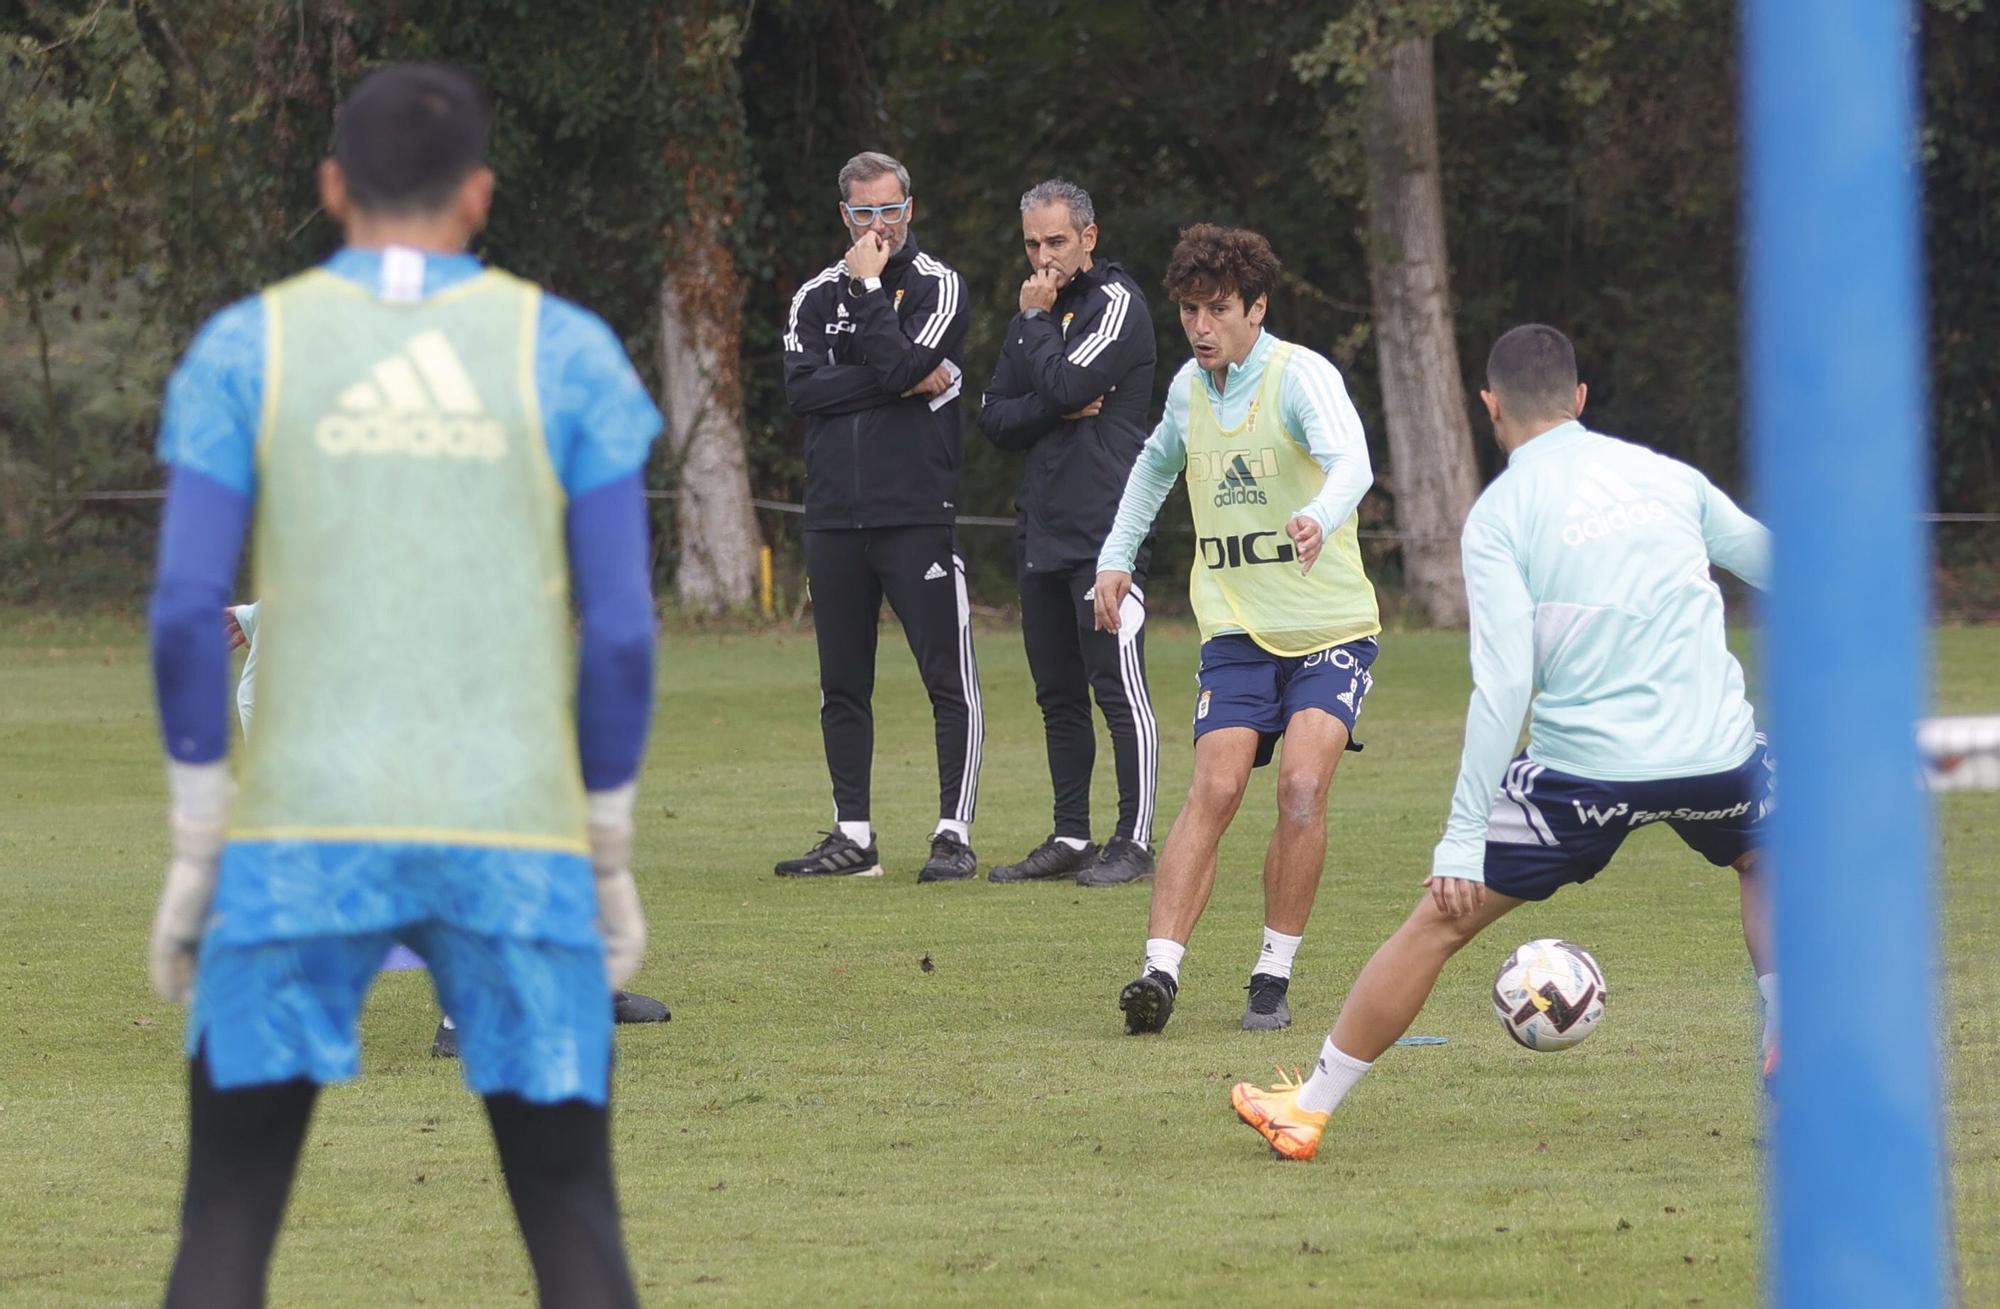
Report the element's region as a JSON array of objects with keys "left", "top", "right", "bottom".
[{"left": 1163, "top": 224, "right": 1282, "bottom": 309}]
